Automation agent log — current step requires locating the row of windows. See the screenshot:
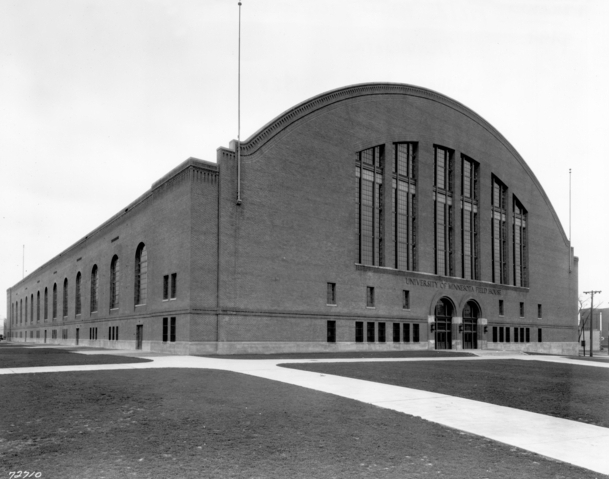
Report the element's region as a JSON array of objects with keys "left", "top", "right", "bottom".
[
  {"left": 355, "top": 143, "right": 528, "bottom": 287},
  {"left": 326, "top": 321, "right": 421, "bottom": 343},
  {"left": 10, "top": 243, "right": 178, "bottom": 325},
  {"left": 492, "top": 326, "right": 543, "bottom": 343},
  {"left": 328, "top": 283, "right": 542, "bottom": 318}
]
